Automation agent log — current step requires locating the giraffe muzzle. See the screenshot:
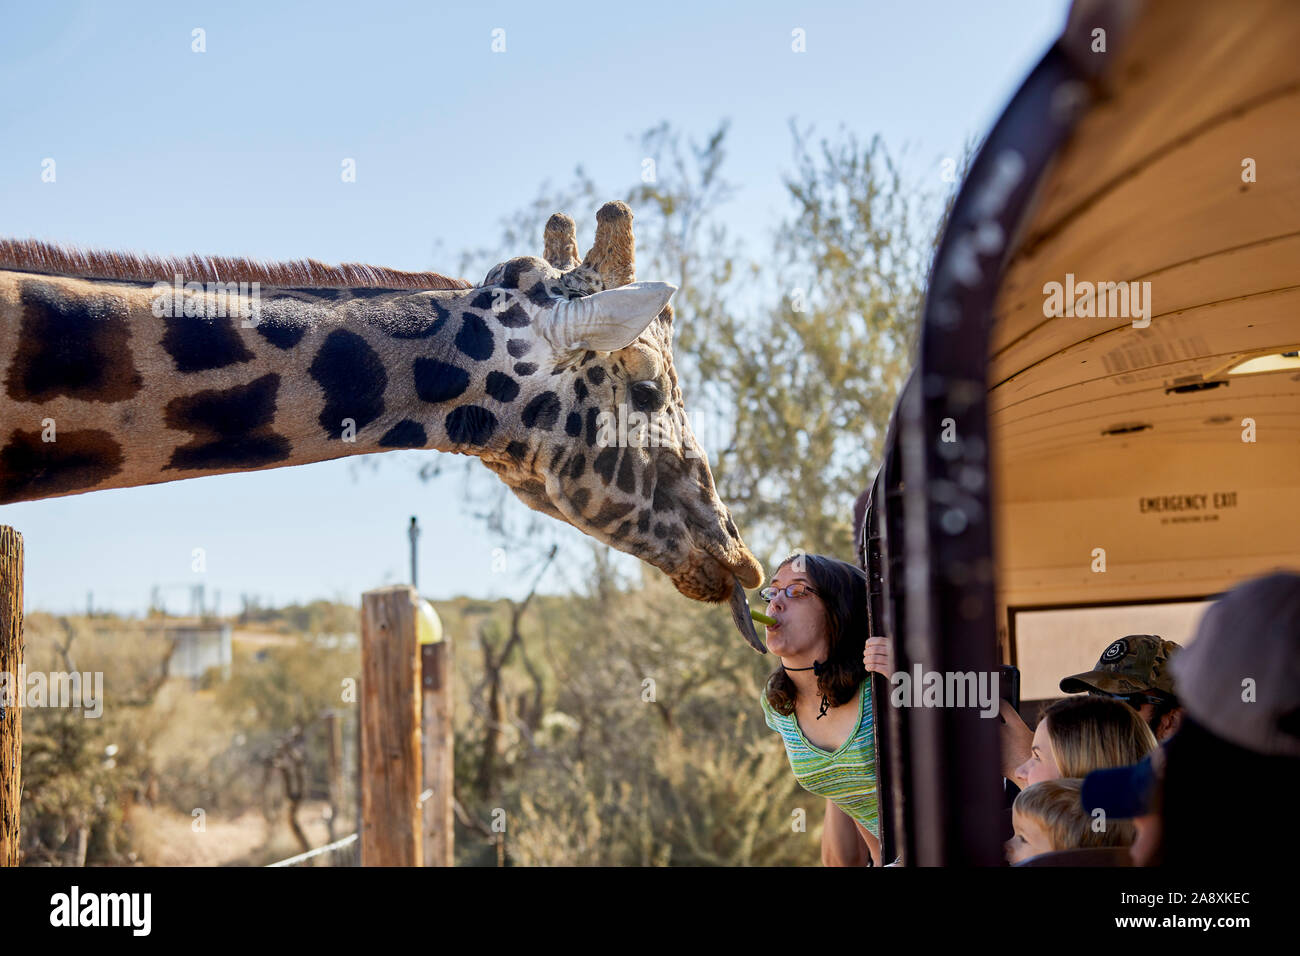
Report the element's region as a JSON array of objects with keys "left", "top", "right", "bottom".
[{"left": 668, "top": 537, "right": 766, "bottom": 651}]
